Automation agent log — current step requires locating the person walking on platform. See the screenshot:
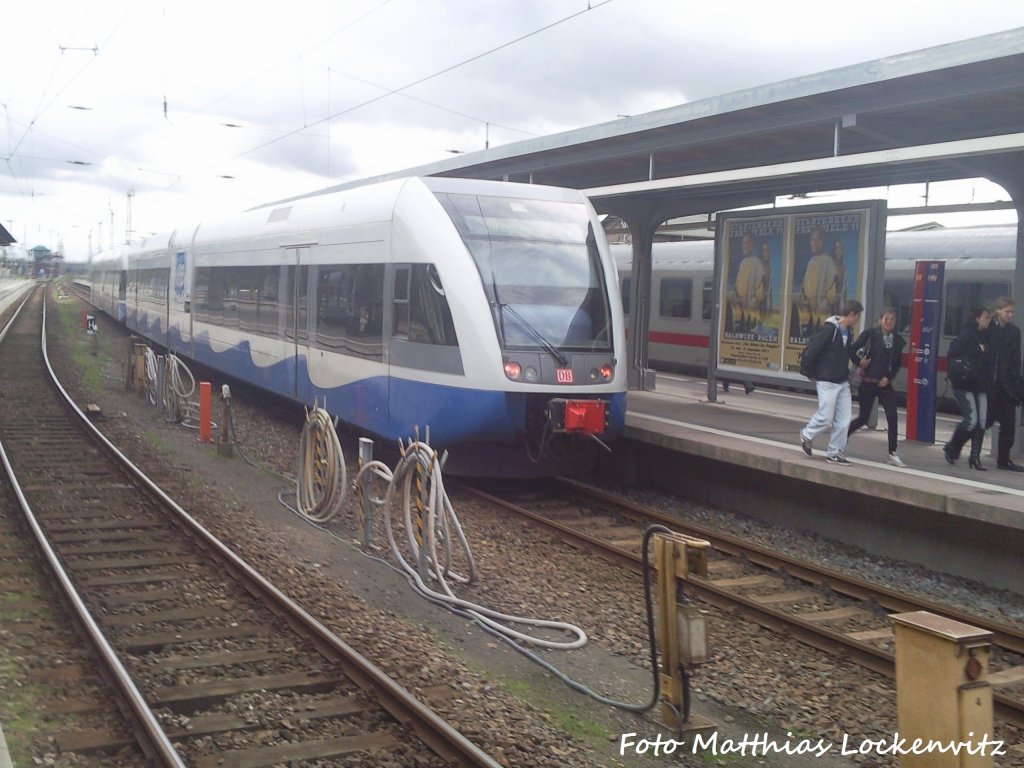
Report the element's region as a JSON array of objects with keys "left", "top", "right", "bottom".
[
  {"left": 984, "top": 297, "right": 1024, "bottom": 471},
  {"left": 798, "top": 299, "right": 864, "bottom": 465},
  {"left": 847, "top": 308, "right": 907, "bottom": 467},
  {"left": 943, "top": 308, "right": 992, "bottom": 470}
]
